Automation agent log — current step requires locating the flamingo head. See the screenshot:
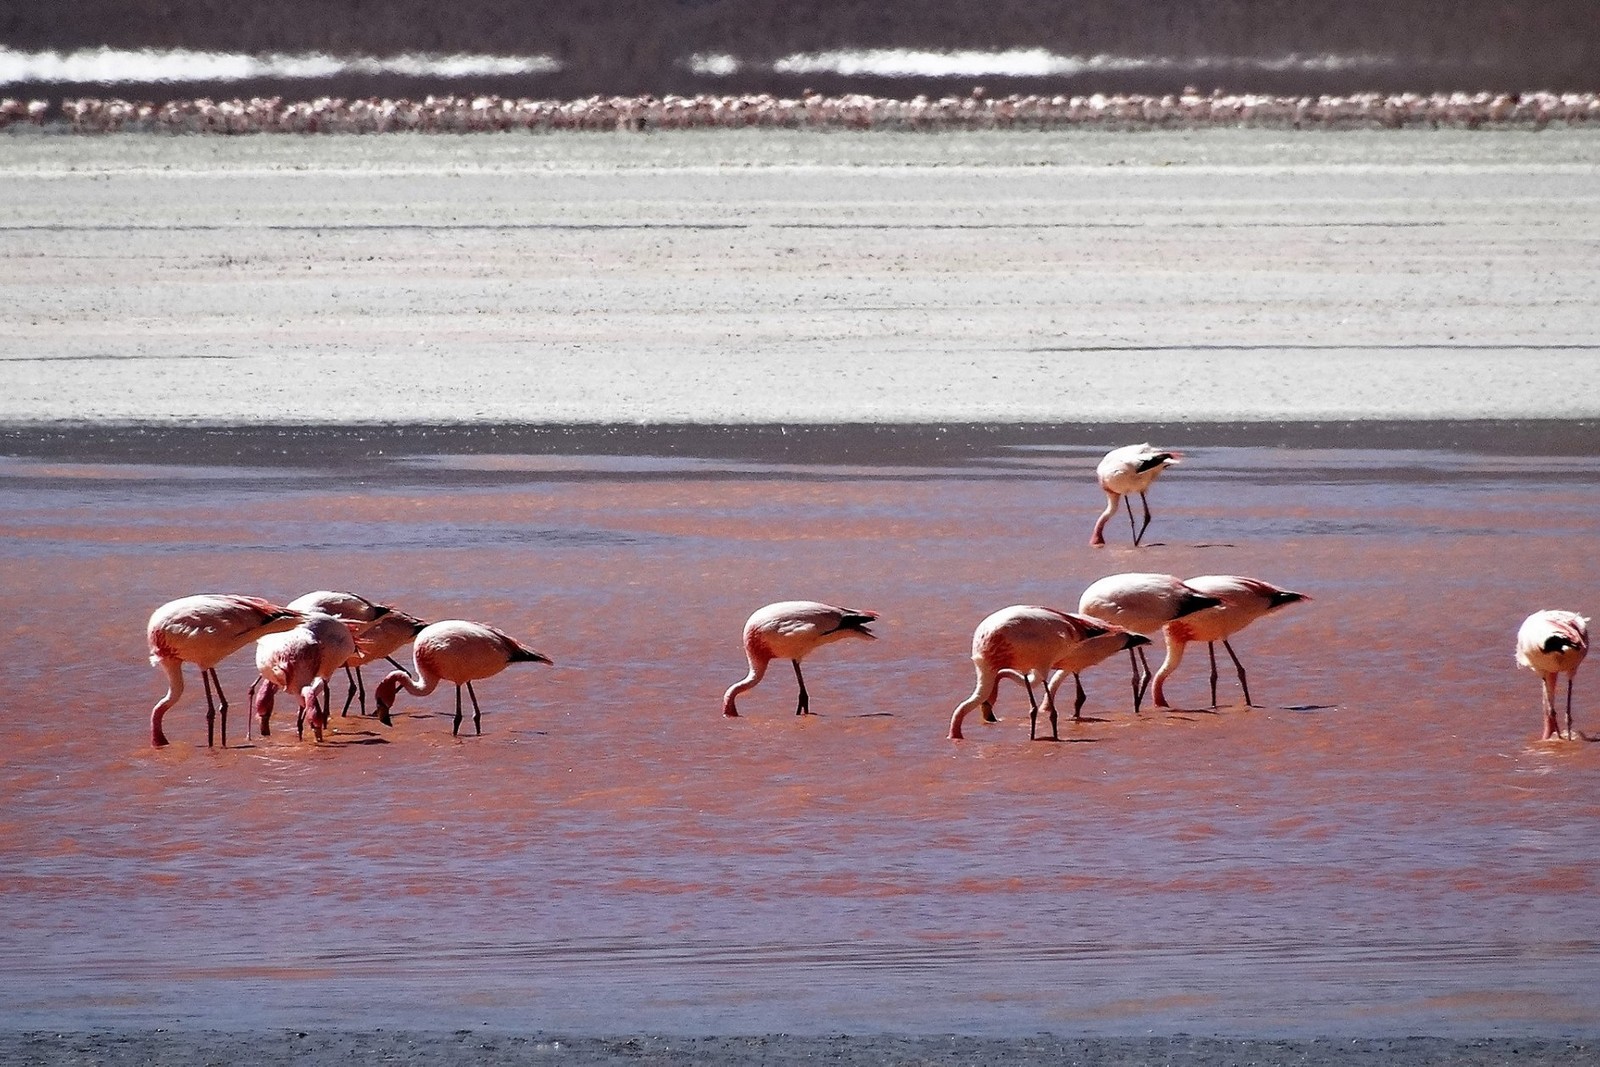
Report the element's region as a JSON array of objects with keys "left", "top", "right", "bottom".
[
  {"left": 374, "top": 674, "right": 403, "bottom": 721},
  {"left": 301, "top": 681, "right": 329, "bottom": 743},
  {"left": 252, "top": 680, "right": 277, "bottom": 736}
]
